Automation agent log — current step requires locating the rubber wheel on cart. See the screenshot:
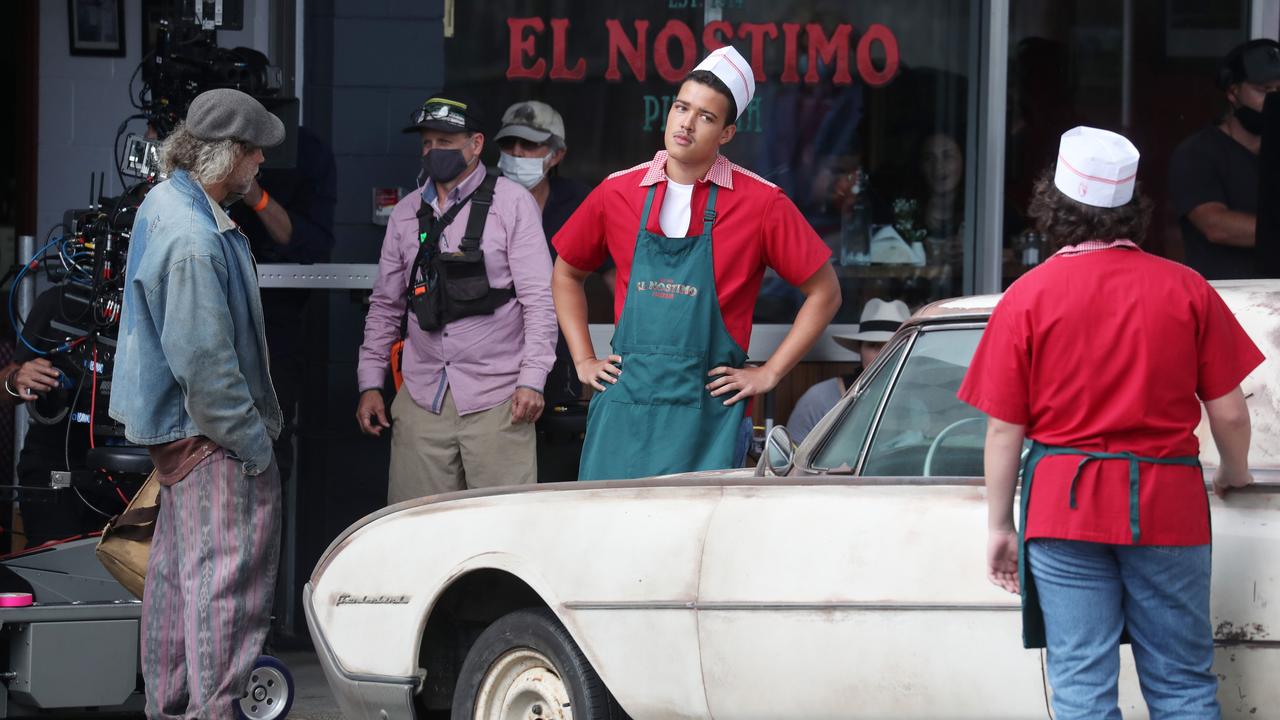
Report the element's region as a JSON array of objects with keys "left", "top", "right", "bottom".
[
  {"left": 452, "top": 607, "right": 623, "bottom": 720},
  {"left": 236, "top": 655, "right": 294, "bottom": 720}
]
